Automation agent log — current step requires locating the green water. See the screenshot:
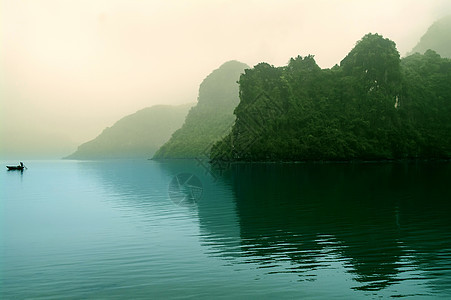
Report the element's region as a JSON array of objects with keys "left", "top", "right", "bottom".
[{"left": 1, "top": 160, "right": 450, "bottom": 299}]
